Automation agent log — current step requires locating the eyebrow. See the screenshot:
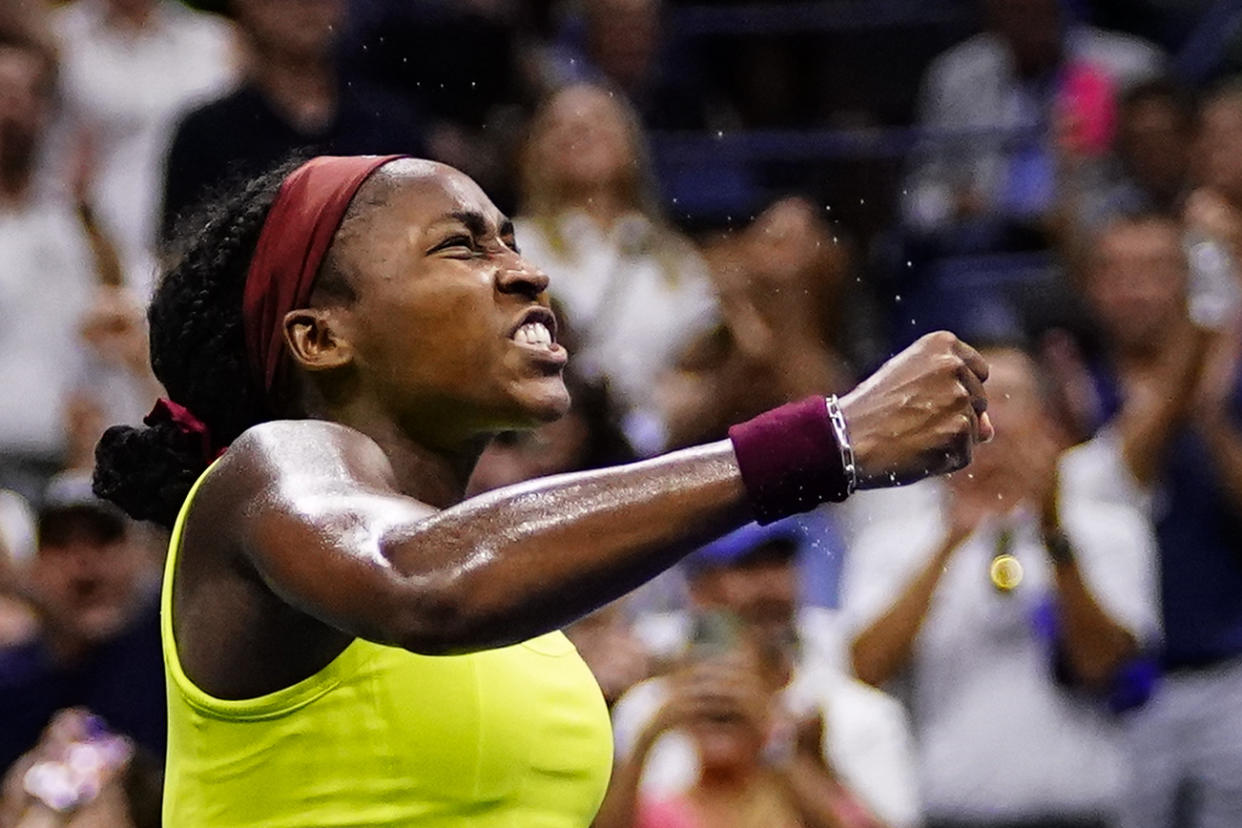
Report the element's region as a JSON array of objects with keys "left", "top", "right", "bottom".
[{"left": 446, "top": 210, "right": 514, "bottom": 240}]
